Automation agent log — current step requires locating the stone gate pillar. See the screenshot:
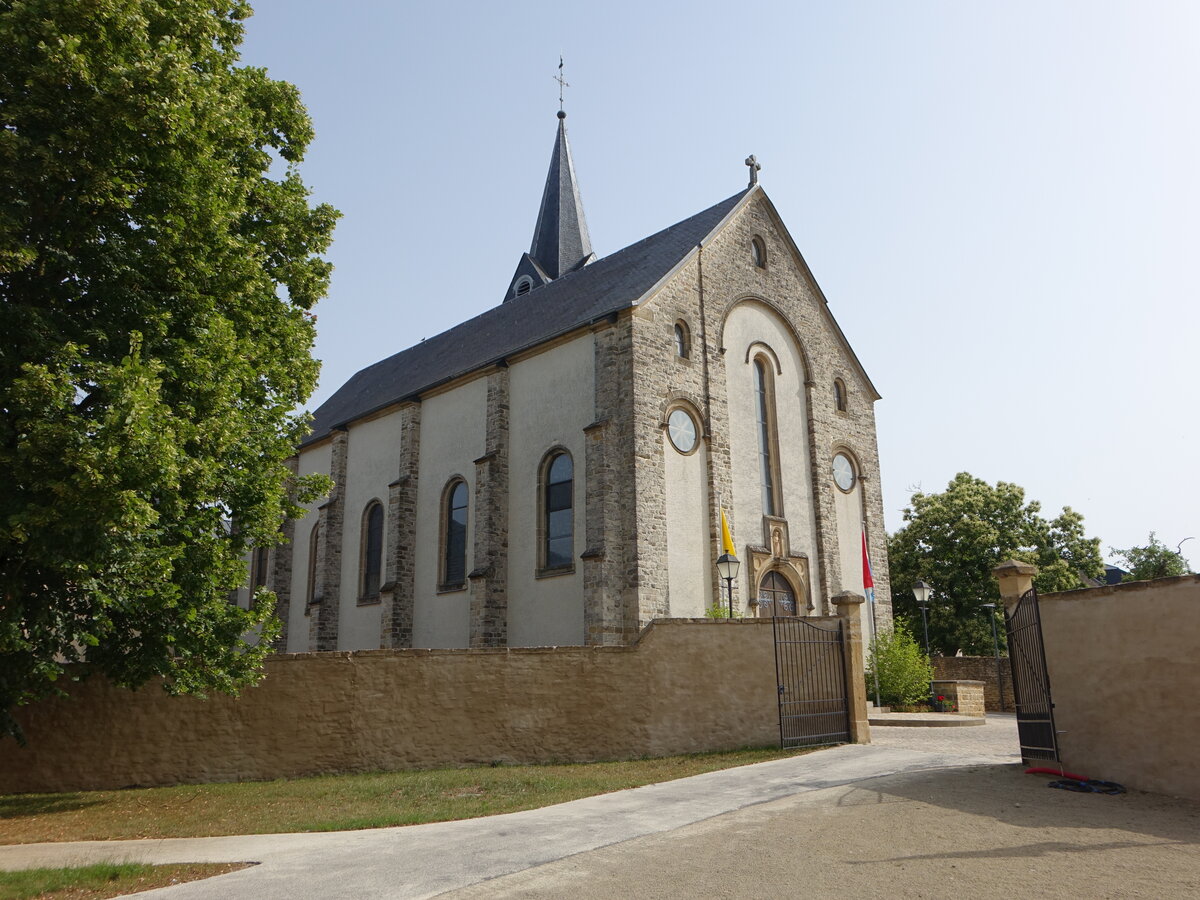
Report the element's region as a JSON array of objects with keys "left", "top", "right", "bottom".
[
  {"left": 832, "top": 590, "right": 871, "bottom": 744},
  {"left": 993, "top": 559, "right": 1037, "bottom": 615}
]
